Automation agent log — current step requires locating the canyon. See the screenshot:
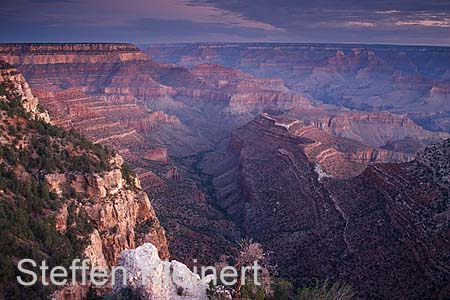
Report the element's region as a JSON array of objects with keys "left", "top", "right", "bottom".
[
  {"left": 145, "top": 43, "right": 450, "bottom": 132},
  {"left": 0, "top": 43, "right": 449, "bottom": 299},
  {"left": 230, "top": 115, "right": 450, "bottom": 300}
]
